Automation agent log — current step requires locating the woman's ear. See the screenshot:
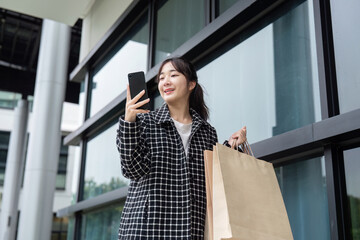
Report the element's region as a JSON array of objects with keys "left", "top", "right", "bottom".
[{"left": 188, "top": 81, "right": 196, "bottom": 92}]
